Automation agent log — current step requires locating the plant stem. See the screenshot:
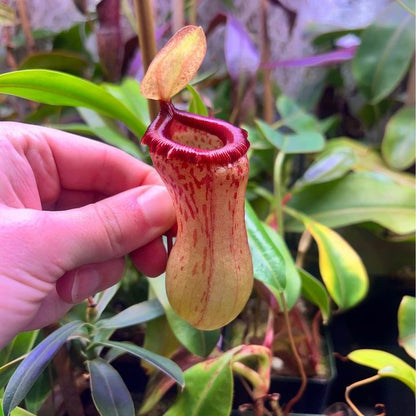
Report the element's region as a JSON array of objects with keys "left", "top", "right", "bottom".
[
  {"left": 345, "top": 375, "right": 381, "bottom": 416},
  {"left": 16, "top": 0, "right": 35, "bottom": 54},
  {"left": 273, "top": 151, "right": 285, "bottom": 237},
  {"left": 260, "top": 0, "right": 274, "bottom": 124},
  {"left": 172, "top": 0, "right": 184, "bottom": 33},
  {"left": 134, "top": 0, "right": 159, "bottom": 120},
  {"left": 280, "top": 295, "right": 307, "bottom": 415}
]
